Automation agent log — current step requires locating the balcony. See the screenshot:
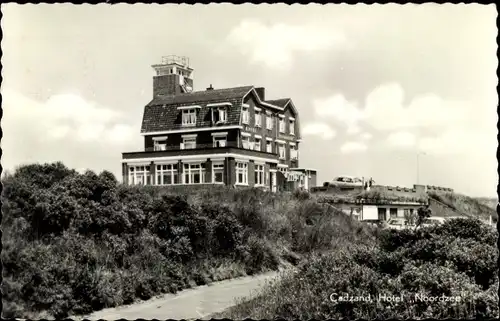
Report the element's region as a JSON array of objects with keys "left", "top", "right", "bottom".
[
  {"left": 278, "top": 133, "right": 296, "bottom": 141},
  {"left": 123, "top": 141, "right": 279, "bottom": 161}
]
